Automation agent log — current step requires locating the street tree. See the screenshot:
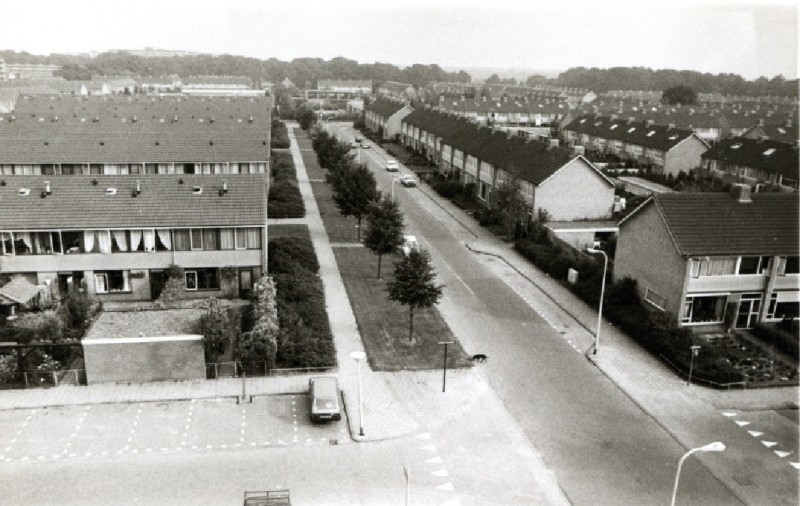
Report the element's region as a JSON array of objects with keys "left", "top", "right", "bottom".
[
  {"left": 199, "top": 297, "right": 232, "bottom": 362},
  {"left": 386, "top": 249, "right": 444, "bottom": 342},
  {"left": 493, "top": 177, "right": 528, "bottom": 239},
  {"left": 363, "top": 196, "right": 405, "bottom": 279},
  {"left": 296, "top": 104, "right": 316, "bottom": 130},
  {"left": 331, "top": 163, "right": 378, "bottom": 241},
  {"left": 661, "top": 85, "right": 697, "bottom": 105}
]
